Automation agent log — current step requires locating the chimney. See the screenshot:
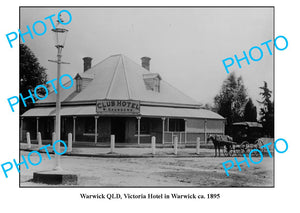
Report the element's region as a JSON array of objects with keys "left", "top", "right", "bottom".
[
  {"left": 141, "top": 56, "right": 151, "bottom": 71},
  {"left": 83, "top": 57, "right": 93, "bottom": 72}
]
